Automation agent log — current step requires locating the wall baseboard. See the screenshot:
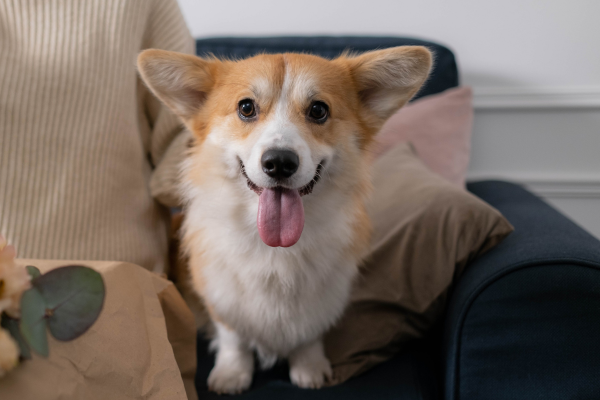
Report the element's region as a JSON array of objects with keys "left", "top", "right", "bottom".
[
  {"left": 467, "top": 175, "right": 600, "bottom": 239},
  {"left": 467, "top": 175, "right": 600, "bottom": 199},
  {"left": 473, "top": 86, "right": 600, "bottom": 110},
  {"left": 520, "top": 179, "right": 600, "bottom": 199}
]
